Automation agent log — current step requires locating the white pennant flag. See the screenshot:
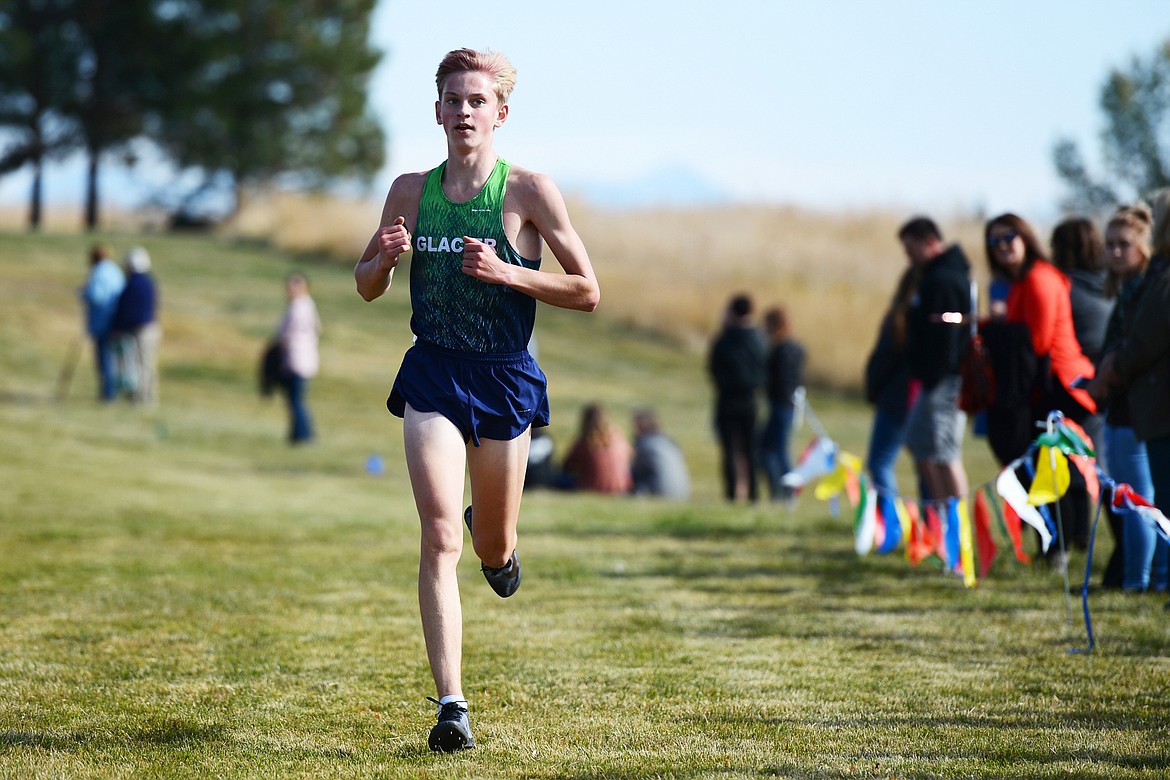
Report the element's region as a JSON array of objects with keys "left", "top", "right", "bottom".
[
  {"left": 782, "top": 436, "right": 836, "bottom": 489},
  {"left": 995, "top": 466, "right": 1054, "bottom": 552}
]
